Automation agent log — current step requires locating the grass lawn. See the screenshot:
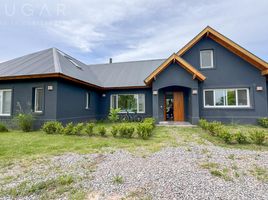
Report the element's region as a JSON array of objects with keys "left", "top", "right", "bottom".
[{"left": 0, "top": 123, "right": 267, "bottom": 166}]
